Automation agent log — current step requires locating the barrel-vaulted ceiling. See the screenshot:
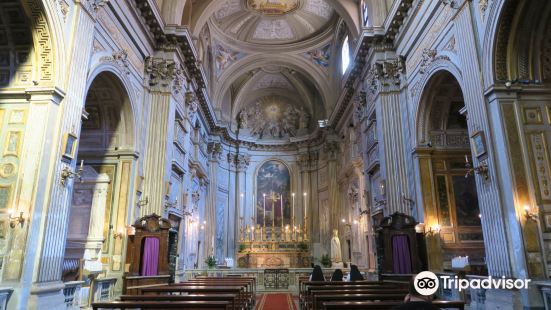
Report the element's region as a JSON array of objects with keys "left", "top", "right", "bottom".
[{"left": 186, "top": 0, "right": 361, "bottom": 143}]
